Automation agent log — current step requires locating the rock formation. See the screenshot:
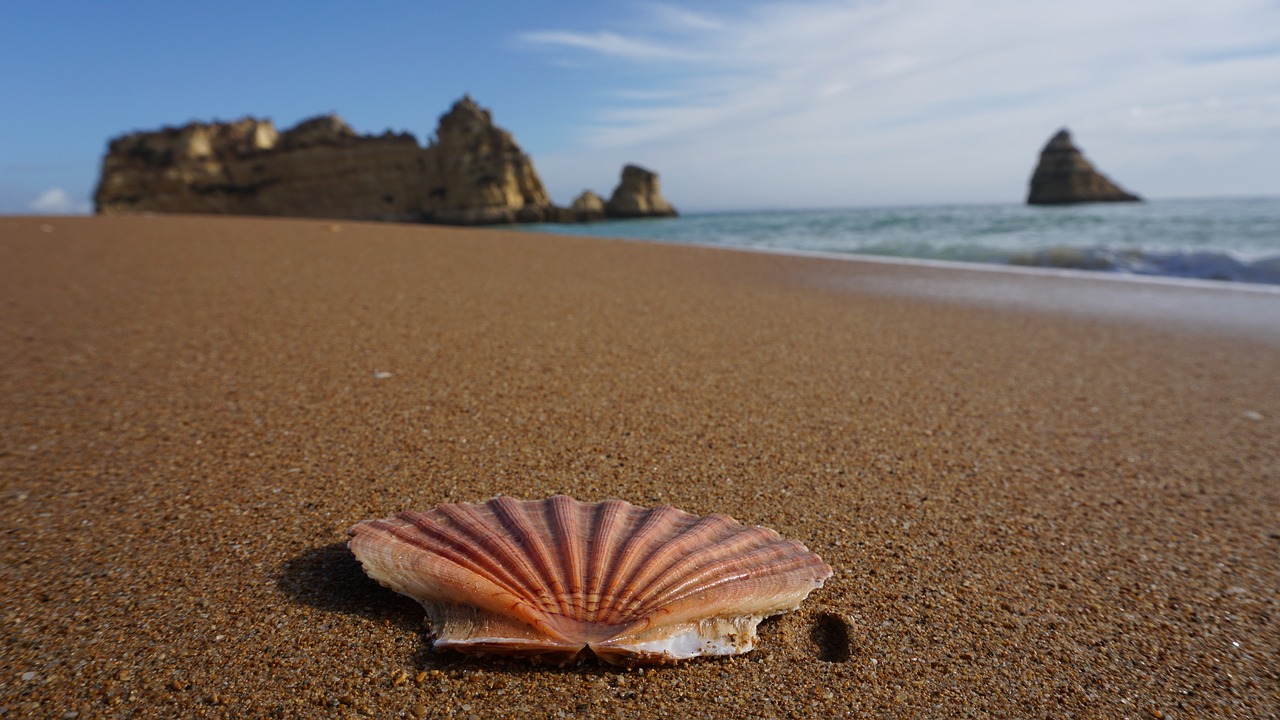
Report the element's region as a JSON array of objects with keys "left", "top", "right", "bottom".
[
  {"left": 1027, "top": 129, "right": 1141, "bottom": 205},
  {"left": 94, "top": 97, "right": 564, "bottom": 224},
  {"left": 562, "top": 190, "right": 607, "bottom": 222},
  {"left": 425, "top": 97, "right": 554, "bottom": 224},
  {"left": 605, "top": 165, "right": 678, "bottom": 219}
]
